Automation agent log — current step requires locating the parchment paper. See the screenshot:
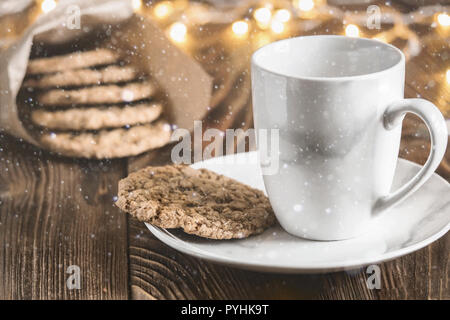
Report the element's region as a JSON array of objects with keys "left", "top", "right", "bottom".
[{"left": 0, "top": 0, "right": 212, "bottom": 150}]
